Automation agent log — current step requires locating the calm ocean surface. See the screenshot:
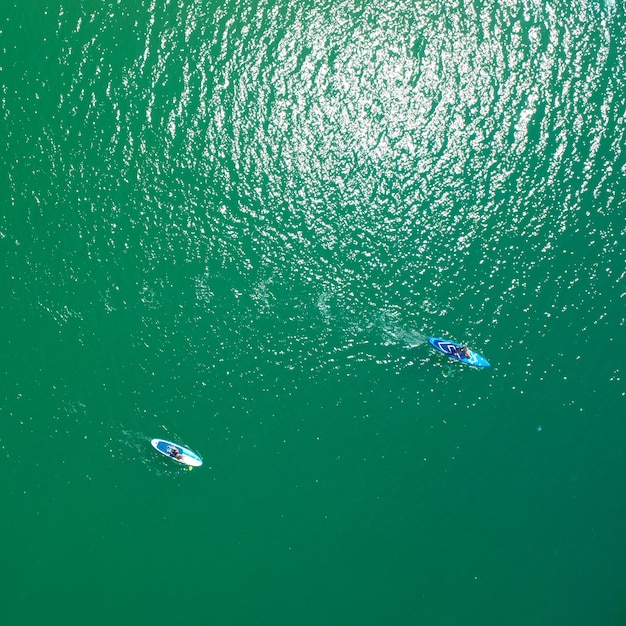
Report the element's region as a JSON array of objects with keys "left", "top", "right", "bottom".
[{"left": 1, "top": 0, "right": 625, "bottom": 624}]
